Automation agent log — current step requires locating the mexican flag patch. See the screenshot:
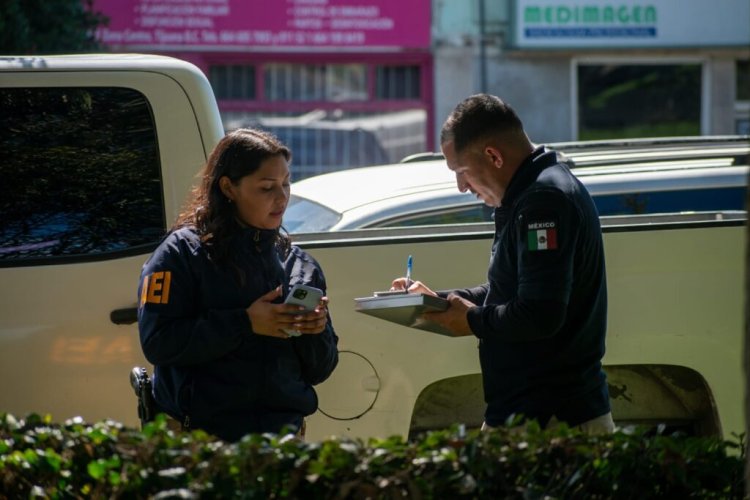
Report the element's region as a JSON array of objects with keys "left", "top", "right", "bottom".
[{"left": 527, "top": 221, "right": 558, "bottom": 251}]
